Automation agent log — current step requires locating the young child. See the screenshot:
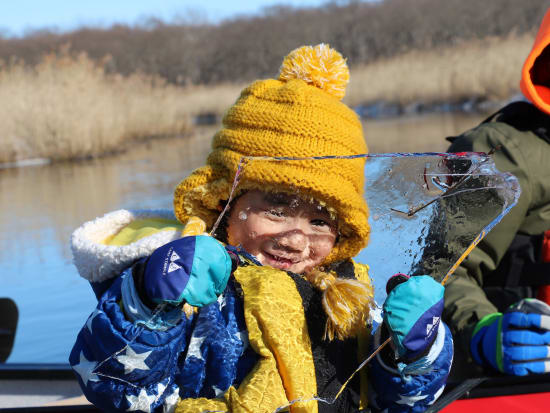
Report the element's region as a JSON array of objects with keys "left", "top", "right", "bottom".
[{"left": 70, "top": 44, "right": 452, "bottom": 412}]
